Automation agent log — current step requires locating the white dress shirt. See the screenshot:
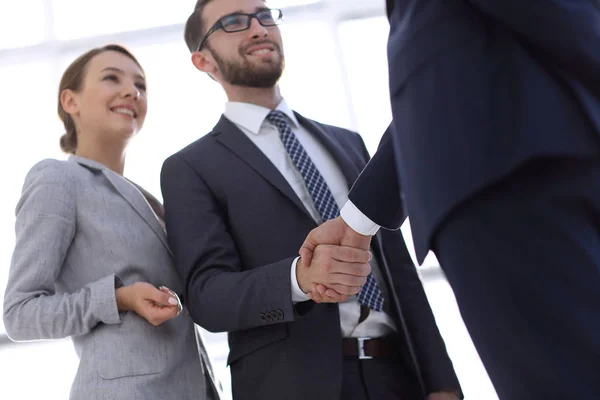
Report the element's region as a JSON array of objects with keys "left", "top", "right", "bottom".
[
  {"left": 340, "top": 201, "right": 380, "bottom": 236},
  {"left": 224, "top": 99, "right": 395, "bottom": 338}
]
